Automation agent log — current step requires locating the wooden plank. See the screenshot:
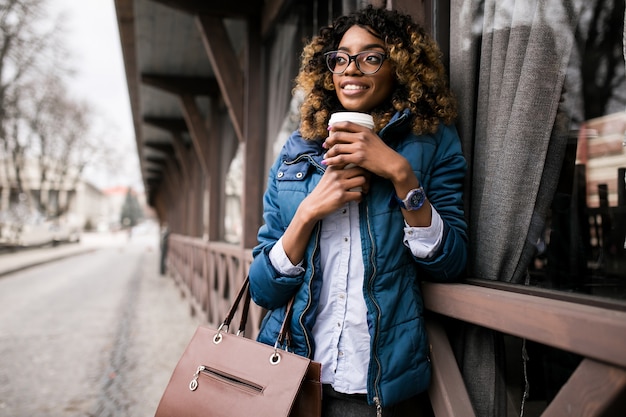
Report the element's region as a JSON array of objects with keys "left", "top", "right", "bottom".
[
  {"left": 207, "top": 98, "right": 223, "bottom": 242},
  {"left": 542, "top": 359, "right": 626, "bottom": 417},
  {"left": 179, "top": 94, "right": 210, "bottom": 175},
  {"left": 241, "top": 17, "right": 266, "bottom": 249},
  {"left": 143, "top": 116, "right": 189, "bottom": 134},
  {"left": 141, "top": 73, "right": 220, "bottom": 97},
  {"left": 261, "top": 0, "right": 287, "bottom": 37},
  {"left": 196, "top": 15, "right": 244, "bottom": 143},
  {"left": 422, "top": 282, "right": 626, "bottom": 368},
  {"left": 149, "top": 0, "right": 260, "bottom": 17},
  {"left": 425, "top": 318, "right": 476, "bottom": 417}
]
